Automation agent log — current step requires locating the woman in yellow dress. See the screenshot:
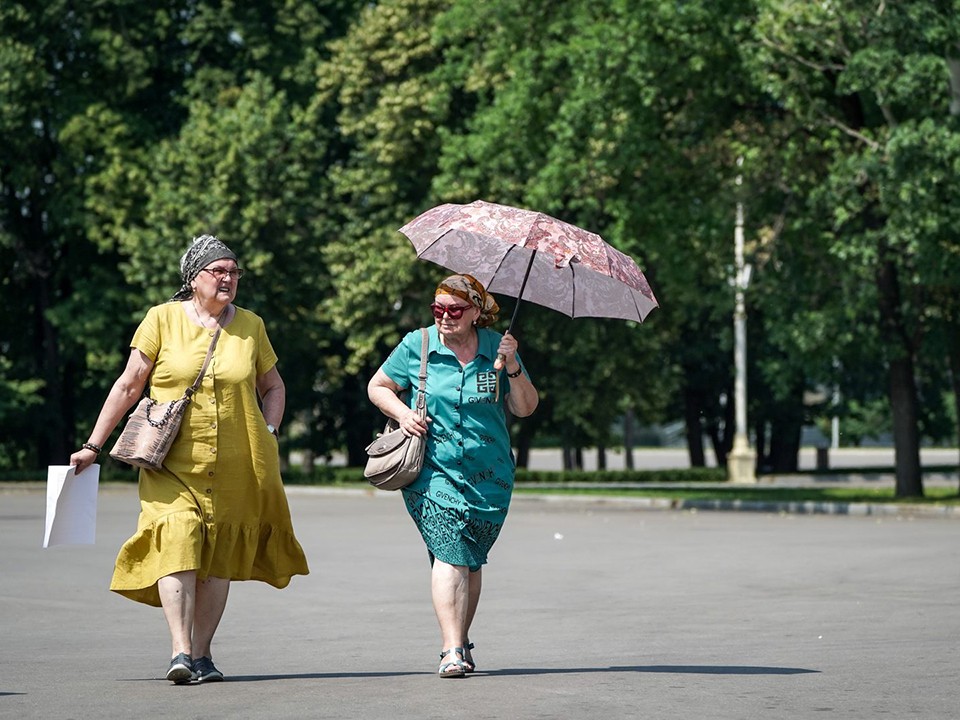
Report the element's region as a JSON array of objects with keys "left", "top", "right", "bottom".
[{"left": 70, "top": 235, "right": 309, "bottom": 684}]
